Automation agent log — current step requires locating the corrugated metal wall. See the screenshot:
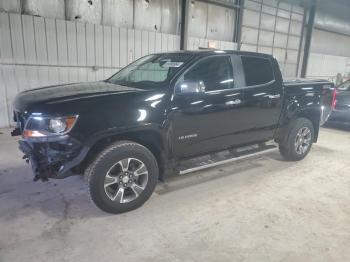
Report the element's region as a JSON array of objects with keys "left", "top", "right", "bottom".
[
  {"left": 307, "top": 29, "right": 350, "bottom": 81},
  {"left": 185, "top": 0, "right": 238, "bottom": 52},
  {"left": 66, "top": 0, "right": 102, "bottom": 24},
  {"left": 307, "top": 1, "right": 350, "bottom": 82},
  {"left": 23, "top": 0, "right": 66, "bottom": 19},
  {"left": 307, "top": 53, "right": 350, "bottom": 82},
  {"left": 240, "top": 0, "right": 304, "bottom": 77},
  {"left": 187, "top": 0, "right": 236, "bottom": 42},
  {"left": 0, "top": 0, "right": 21, "bottom": 13},
  {"left": 0, "top": 0, "right": 181, "bottom": 34},
  {"left": 0, "top": 12, "right": 180, "bottom": 127}
]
